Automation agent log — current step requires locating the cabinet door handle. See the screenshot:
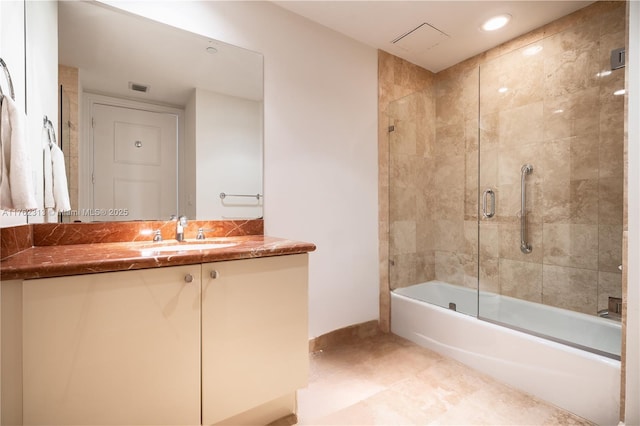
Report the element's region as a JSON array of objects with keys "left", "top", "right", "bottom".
[
  {"left": 184, "top": 273, "right": 194, "bottom": 283},
  {"left": 210, "top": 270, "right": 219, "bottom": 279}
]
